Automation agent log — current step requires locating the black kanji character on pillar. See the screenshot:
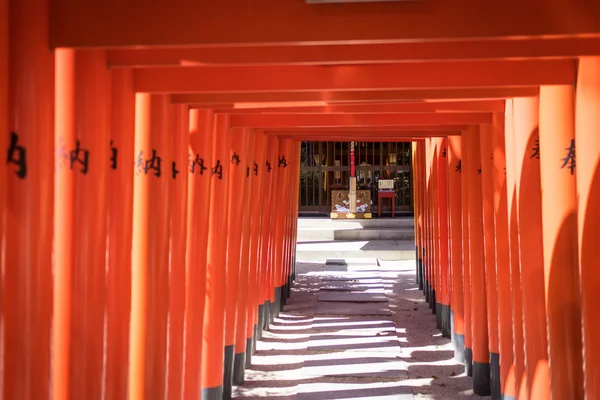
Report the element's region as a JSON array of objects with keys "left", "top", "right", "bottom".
[
  {"left": 266, "top": 160, "right": 272, "bottom": 172},
  {"left": 560, "top": 138, "right": 576, "bottom": 175},
  {"left": 455, "top": 159, "right": 462, "bottom": 173},
  {"left": 278, "top": 155, "right": 288, "bottom": 168},
  {"left": 190, "top": 153, "right": 208, "bottom": 175},
  {"left": 231, "top": 152, "right": 240, "bottom": 165},
  {"left": 212, "top": 159, "right": 223, "bottom": 179},
  {"left": 6, "top": 131, "right": 27, "bottom": 179},
  {"left": 253, "top": 161, "right": 259, "bottom": 176},
  {"left": 172, "top": 161, "right": 180, "bottom": 179},
  {"left": 110, "top": 140, "right": 118, "bottom": 170},
  {"left": 477, "top": 165, "right": 482, "bottom": 175},
  {"left": 144, "top": 149, "right": 162, "bottom": 177},
  {"left": 135, "top": 151, "right": 144, "bottom": 176},
  {"left": 530, "top": 139, "right": 540, "bottom": 159},
  {"left": 69, "top": 139, "right": 90, "bottom": 175},
  {"left": 442, "top": 148, "right": 447, "bottom": 158},
  {"left": 246, "top": 166, "right": 250, "bottom": 177}
]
